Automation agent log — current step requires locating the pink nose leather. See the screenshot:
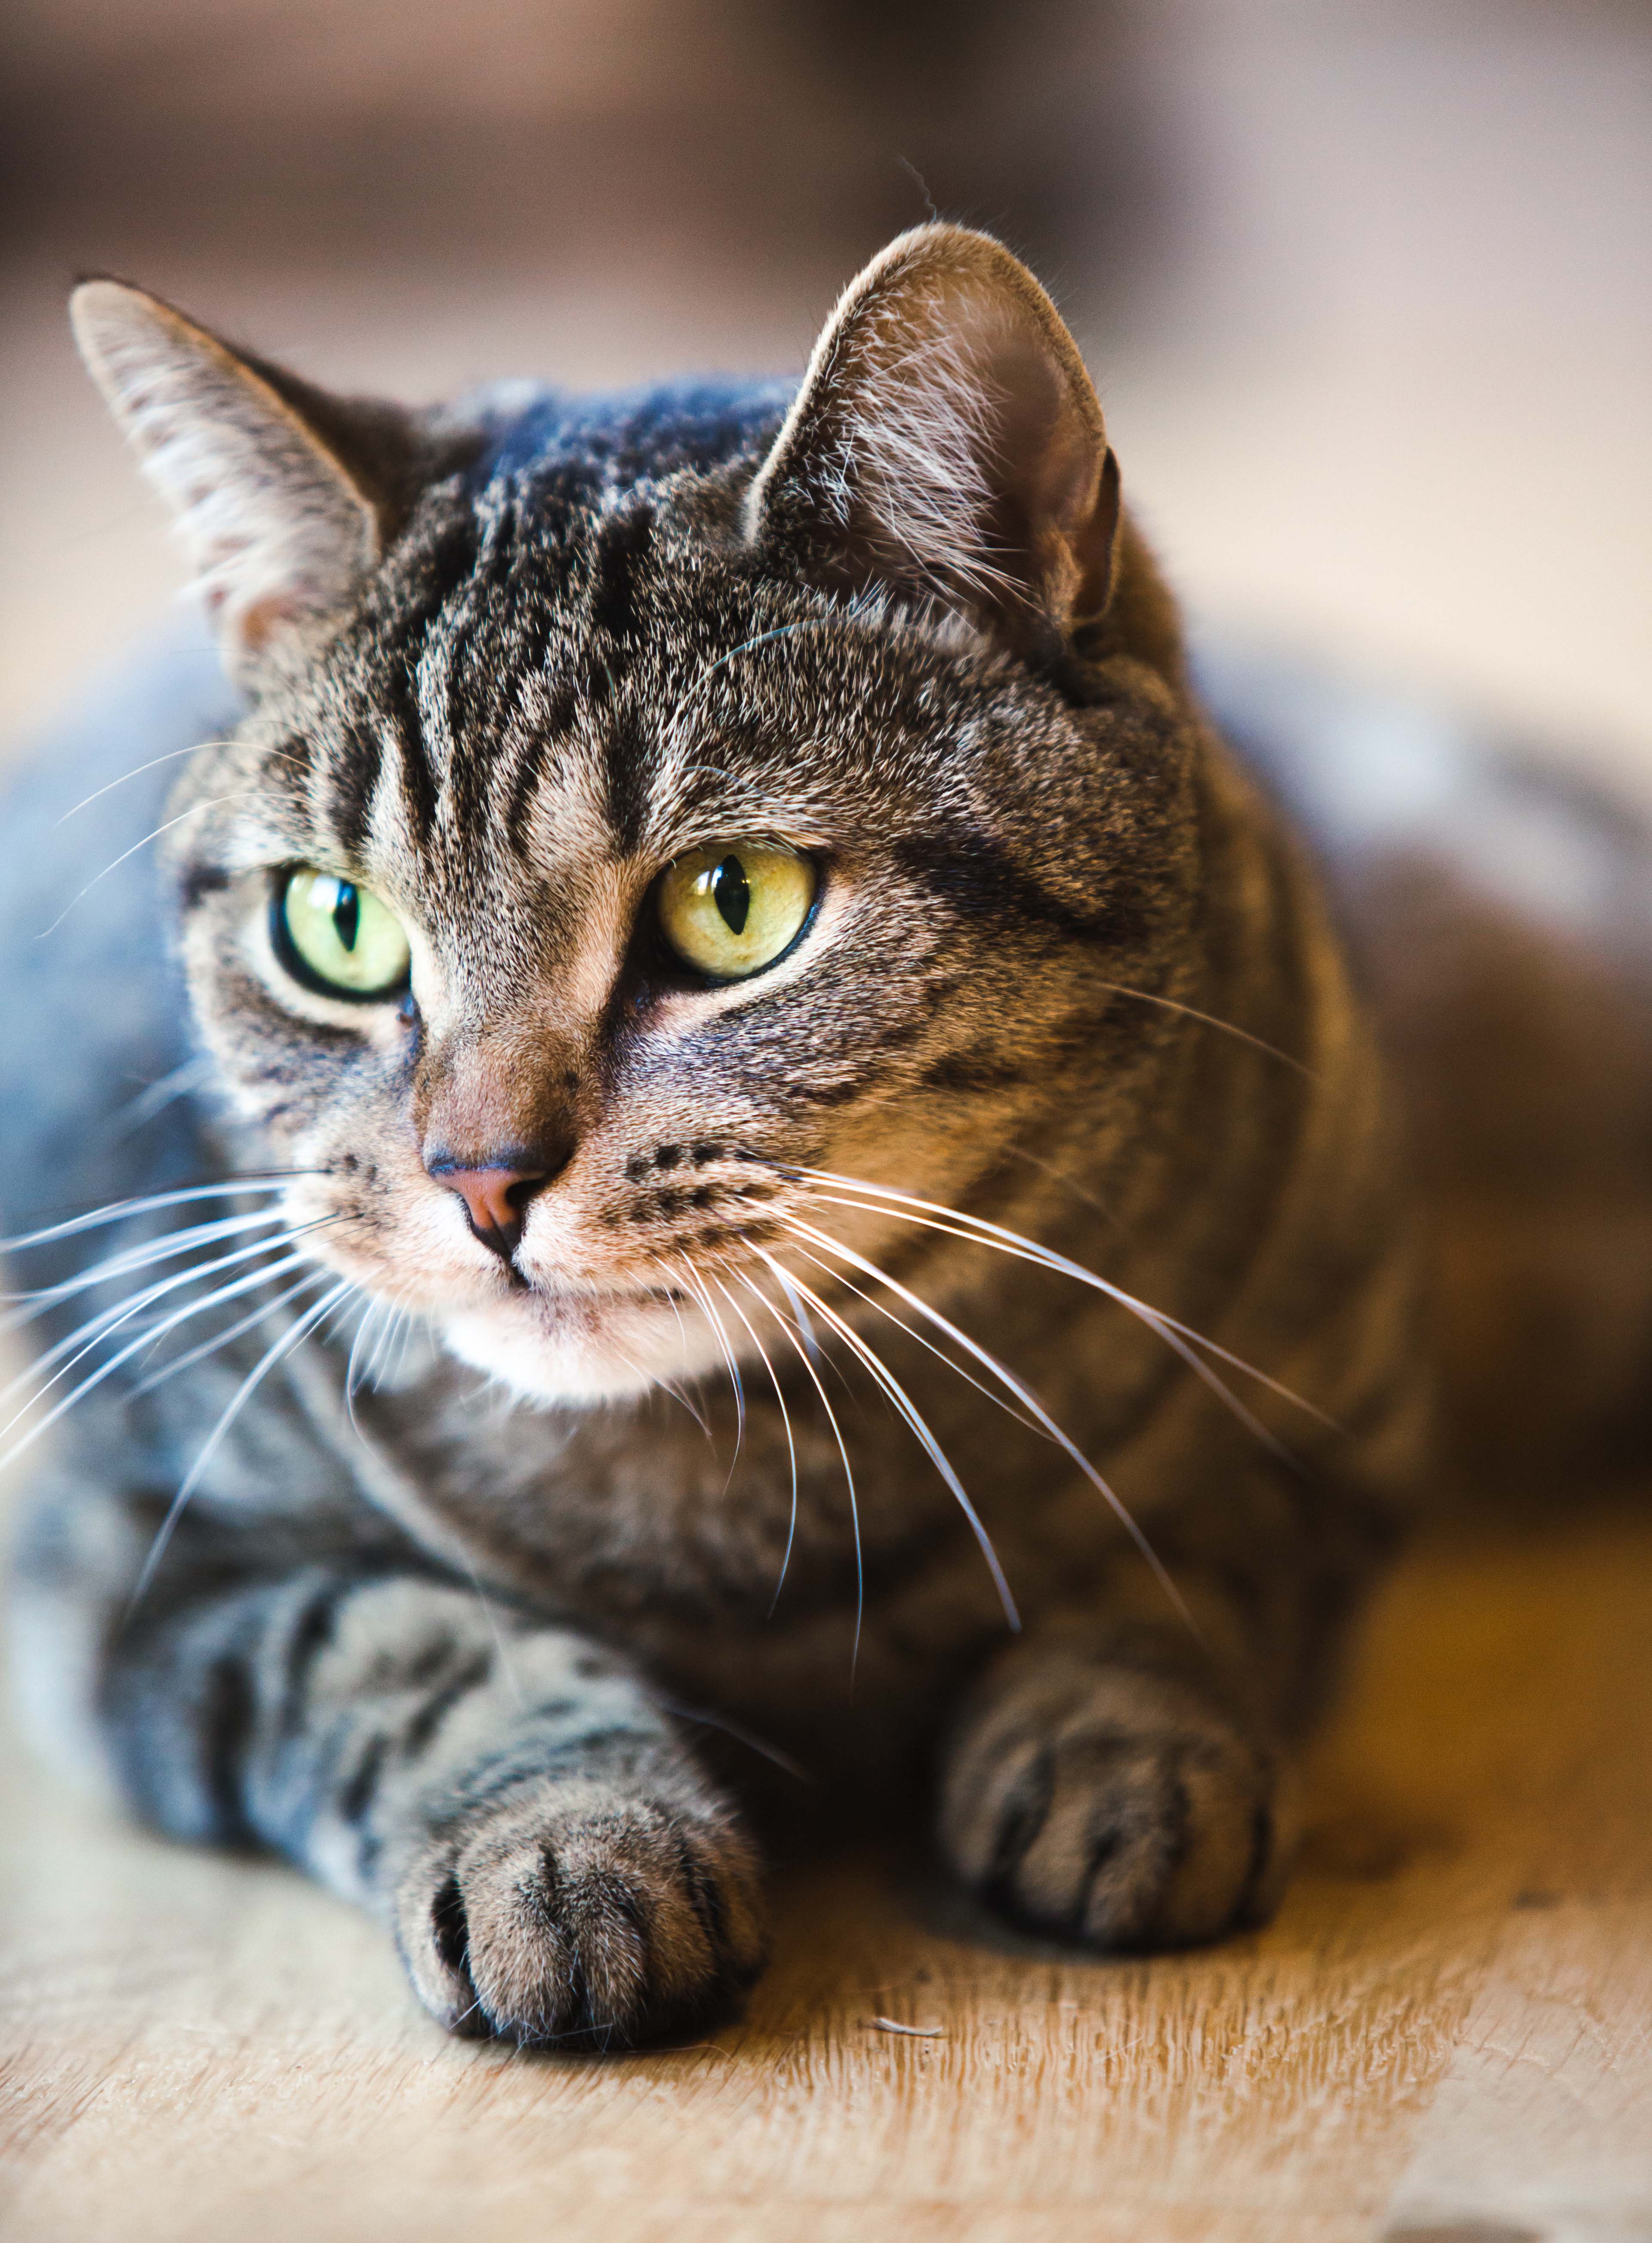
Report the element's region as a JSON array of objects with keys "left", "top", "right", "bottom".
[{"left": 432, "top": 1165, "right": 546, "bottom": 1259}]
